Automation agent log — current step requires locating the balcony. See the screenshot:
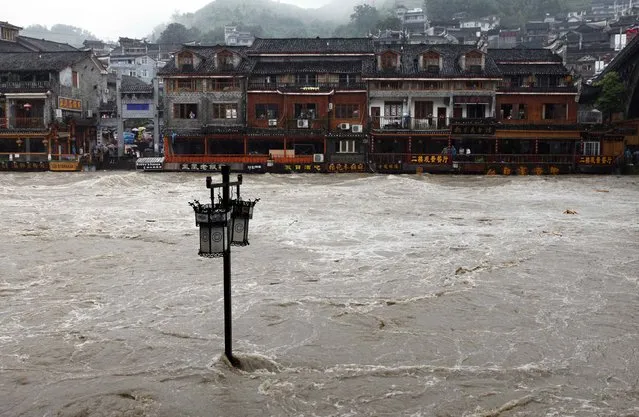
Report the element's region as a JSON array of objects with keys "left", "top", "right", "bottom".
[
  {"left": 374, "top": 116, "right": 451, "bottom": 131},
  {"left": 496, "top": 85, "right": 578, "bottom": 93},
  {"left": 248, "top": 82, "right": 366, "bottom": 91},
  {"left": 7, "top": 117, "right": 46, "bottom": 129}
]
